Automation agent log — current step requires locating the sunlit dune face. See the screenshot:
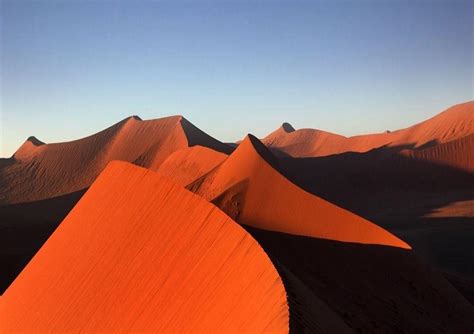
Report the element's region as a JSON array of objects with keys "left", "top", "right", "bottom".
[{"left": 0, "top": 161, "right": 289, "bottom": 333}]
